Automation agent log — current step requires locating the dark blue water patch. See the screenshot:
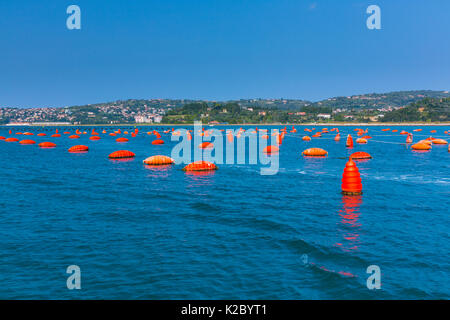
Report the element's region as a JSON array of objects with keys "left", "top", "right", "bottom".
[{"left": 0, "top": 125, "right": 449, "bottom": 299}]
